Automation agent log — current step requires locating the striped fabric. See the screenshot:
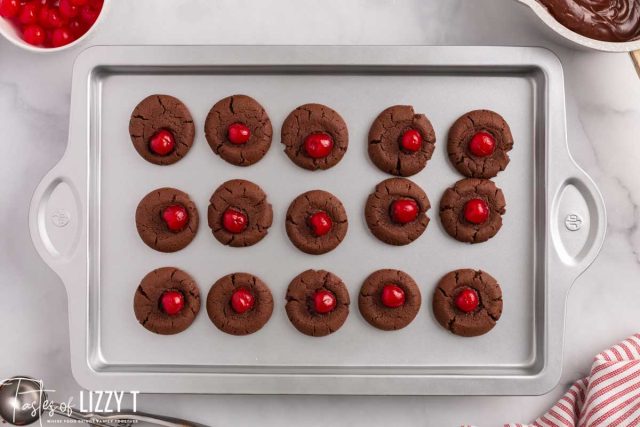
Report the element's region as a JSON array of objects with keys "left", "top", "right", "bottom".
[{"left": 466, "top": 334, "right": 640, "bottom": 427}]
